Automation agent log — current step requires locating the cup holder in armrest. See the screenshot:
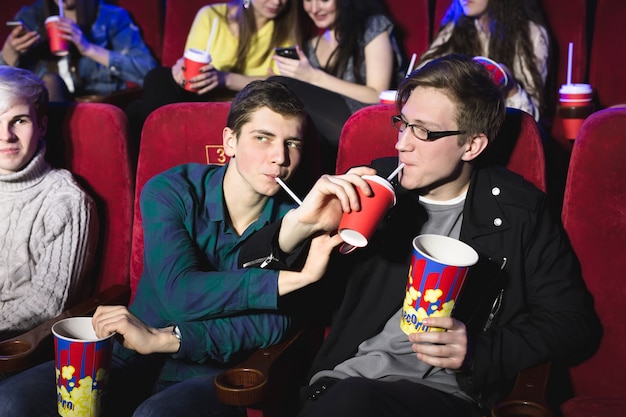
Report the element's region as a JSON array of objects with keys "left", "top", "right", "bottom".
[
  {"left": 491, "top": 400, "right": 553, "bottom": 417},
  {"left": 214, "top": 368, "right": 267, "bottom": 406},
  {"left": 0, "top": 339, "right": 36, "bottom": 372}
]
